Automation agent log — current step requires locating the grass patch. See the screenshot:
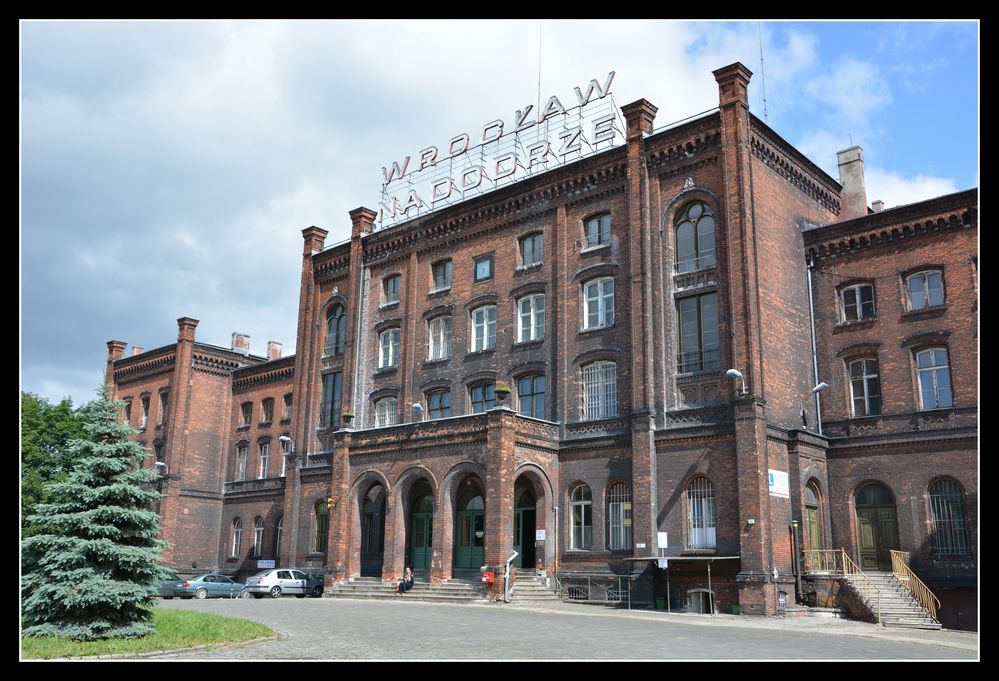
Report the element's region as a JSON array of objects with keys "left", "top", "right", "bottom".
[{"left": 21, "top": 608, "right": 276, "bottom": 659}]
